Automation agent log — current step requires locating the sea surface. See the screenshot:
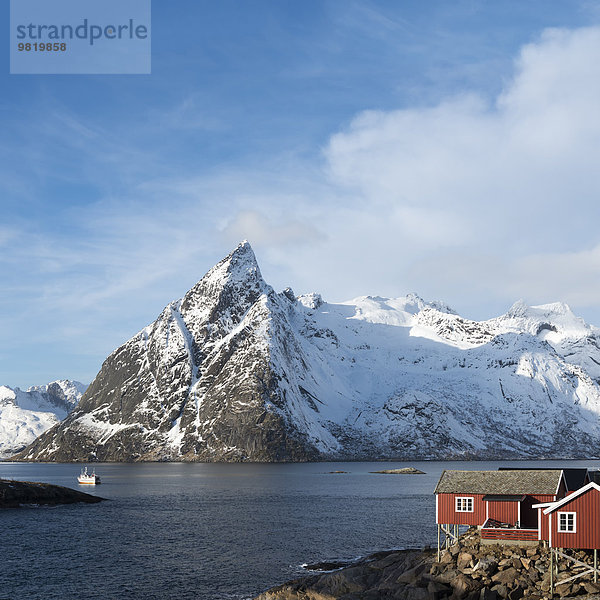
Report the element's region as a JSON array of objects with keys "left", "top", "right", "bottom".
[{"left": 2, "top": 459, "right": 599, "bottom": 600}]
